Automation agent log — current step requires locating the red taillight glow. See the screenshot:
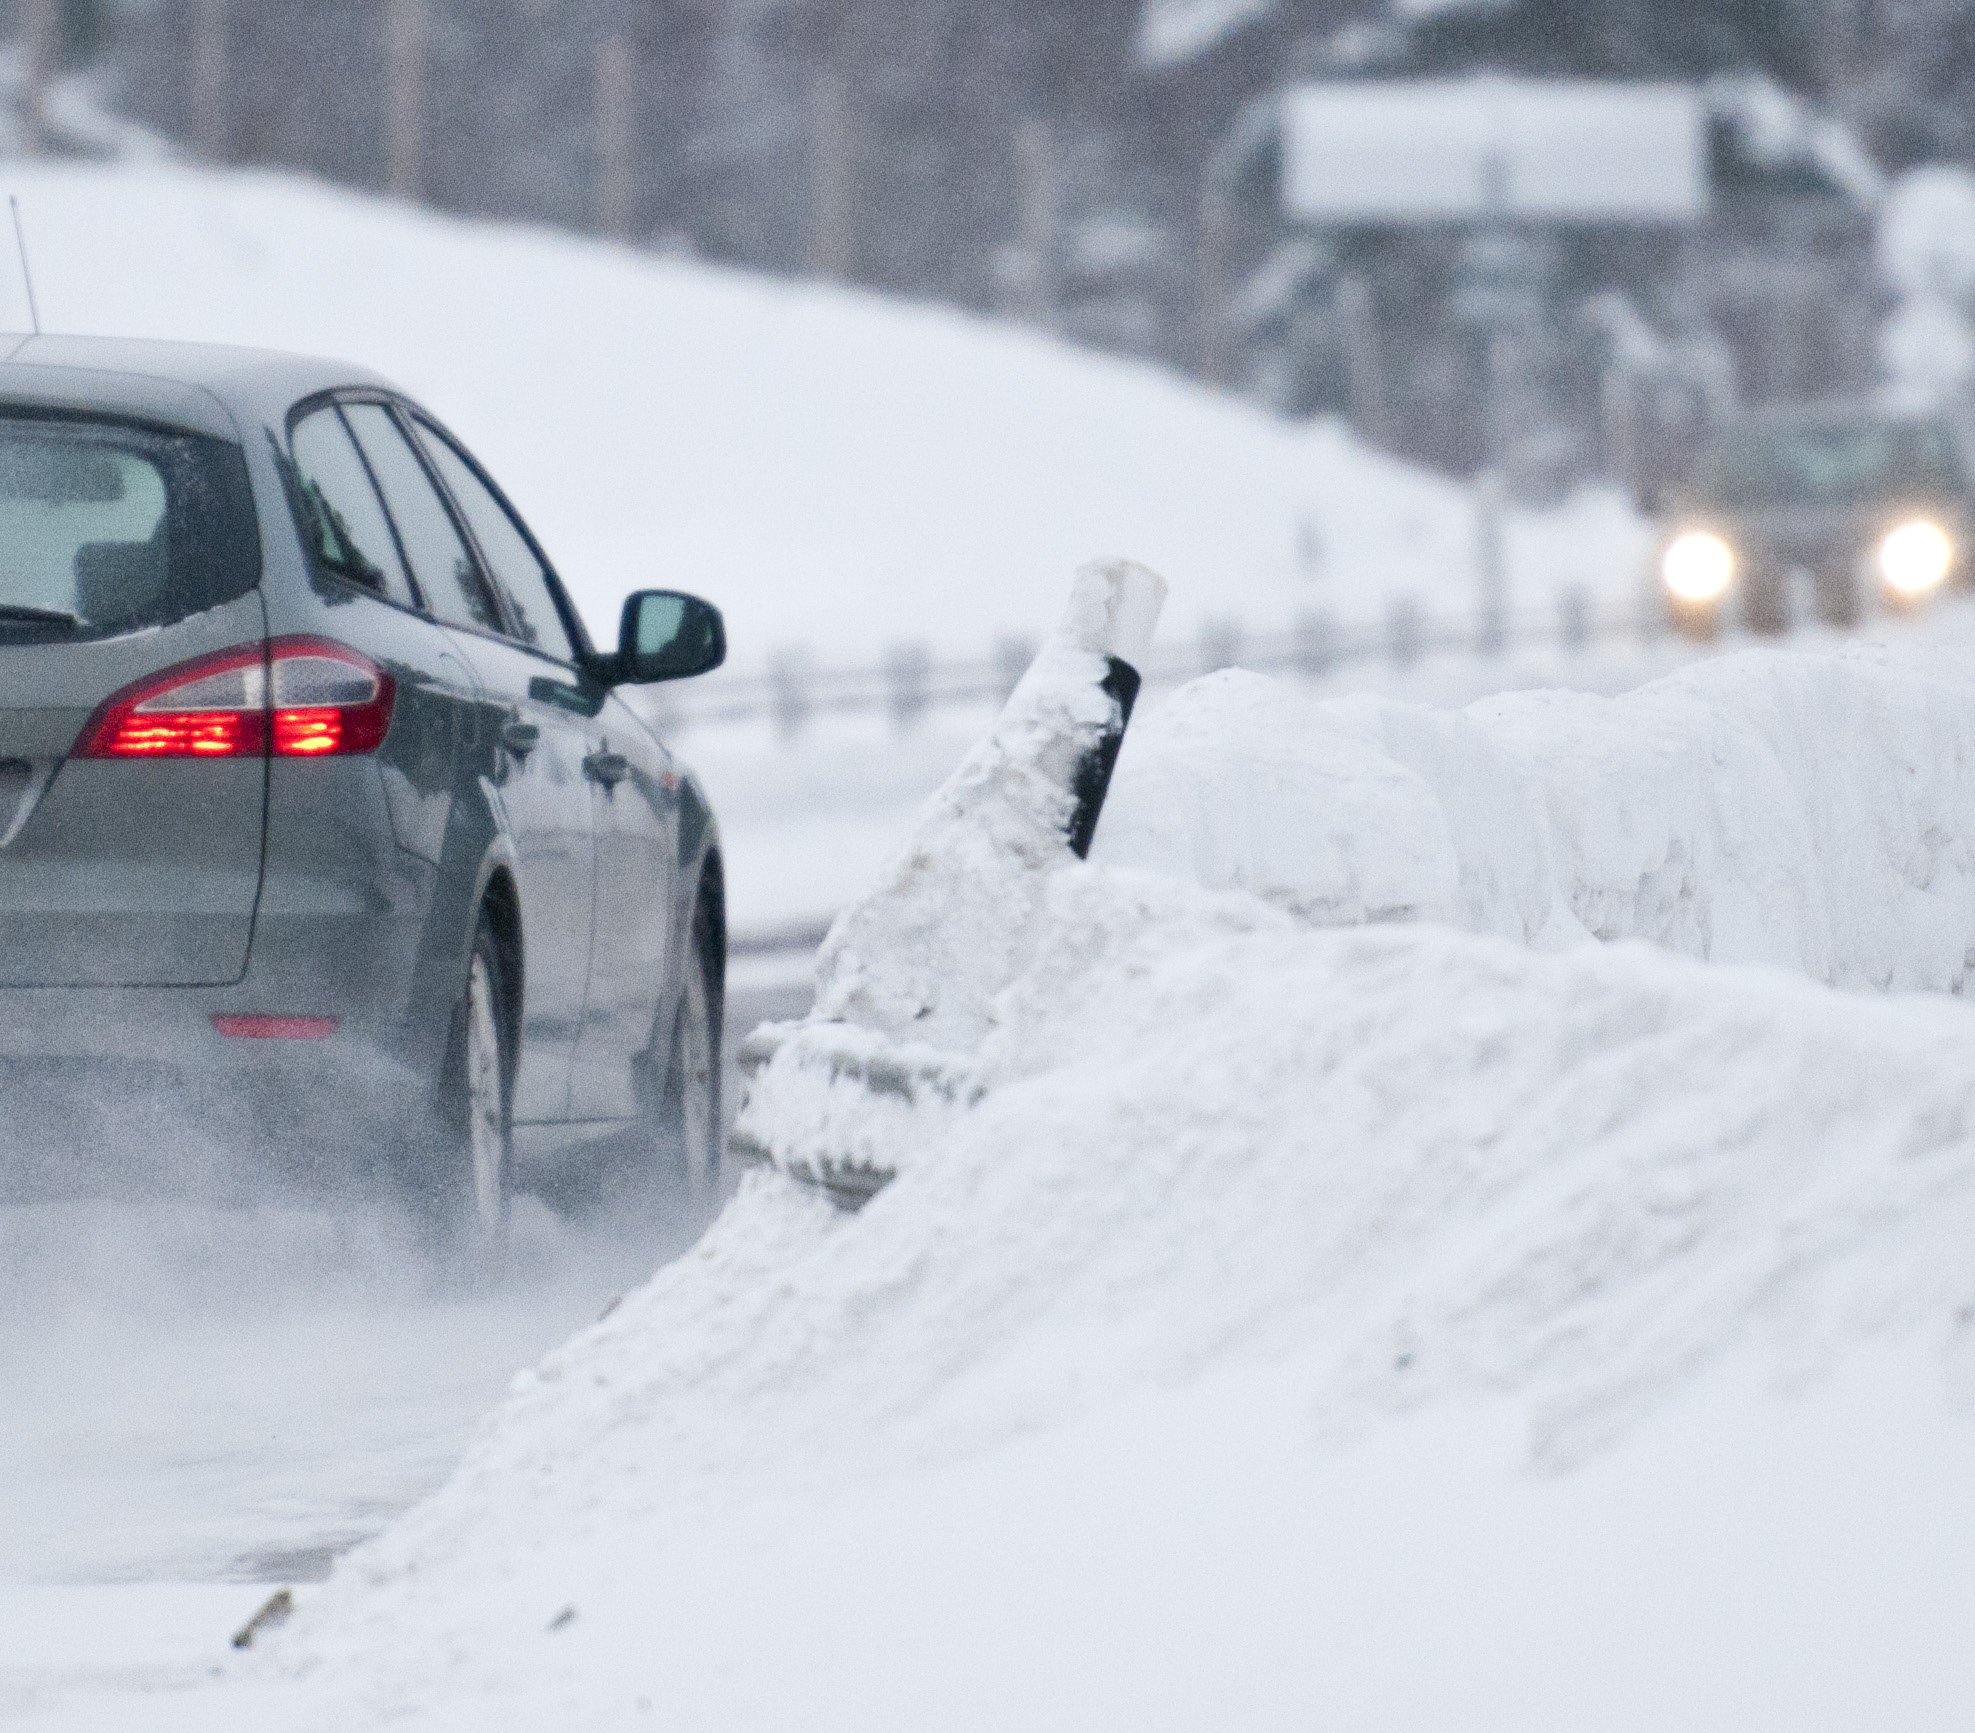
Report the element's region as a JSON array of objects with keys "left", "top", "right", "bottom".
[
  {"left": 77, "top": 639, "right": 395, "bottom": 761},
  {"left": 106, "top": 711, "right": 266, "bottom": 757},
  {"left": 274, "top": 708, "right": 346, "bottom": 756},
  {"left": 212, "top": 1015, "right": 339, "bottom": 1040}
]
